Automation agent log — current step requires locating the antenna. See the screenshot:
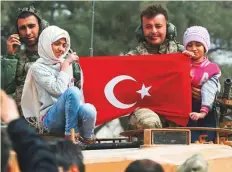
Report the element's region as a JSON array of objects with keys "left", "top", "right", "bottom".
[{"left": 89, "top": 0, "right": 95, "bottom": 57}]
